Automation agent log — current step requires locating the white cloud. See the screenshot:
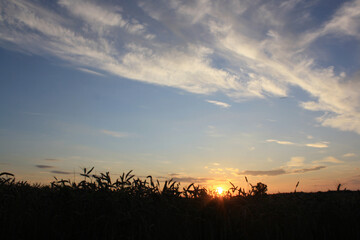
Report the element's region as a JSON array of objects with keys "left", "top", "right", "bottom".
[
  {"left": 78, "top": 68, "right": 105, "bottom": 76},
  {"left": 287, "top": 157, "right": 305, "bottom": 167},
  {"left": 305, "top": 0, "right": 360, "bottom": 42},
  {"left": 58, "top": 0, "right": 150, "bottom": 37},
  {"left": 58, "top": 0, "right": 126, "bottom": 27},
  {"left": 266, "top": 139, "right": 295, "bottom": 145},
  {"left": 313, "top": 156, "right": 343, "bottom": 164},
  {"left": 343, "top": 153, "right": 356, "bottom": 157},
  {"left": 279, "top": 0, "right": 302, "bottom": 10},
  {"left": 206, "top": 100, "right": 231, "bottom": 108},
  {"left": 316, "top": 113, "right": 360, "bottom": 135},
  {"left": 1, "top": 0, "right": 360, "bottom": 135},
  {"left": 101, "top": 130, "right": 129, "bottom": 138},
  {"left": 266, "top": 139, "right": 330, "bottom": 148},
  {"left": 305, "top": 142, "right": 329, "bottom": 148}
]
